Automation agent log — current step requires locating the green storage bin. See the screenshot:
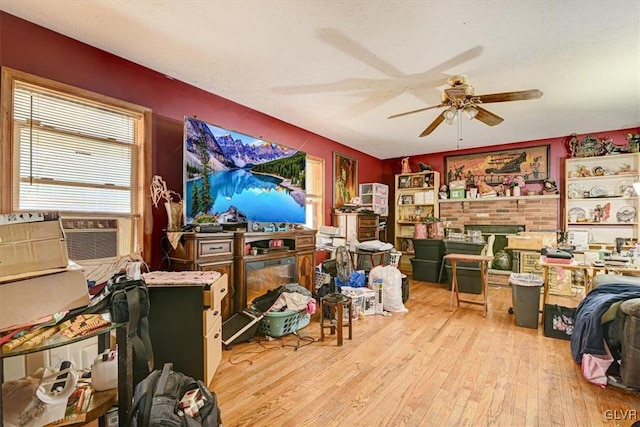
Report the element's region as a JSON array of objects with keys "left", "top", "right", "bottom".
[
  {"left": 445, "top": 265, "right": 482, "bottom": 294},
  {"left": 410, "top": 258, "right": 444, "bottom": 283},
  {"left": 412, "top": 238, "right": 445, "bottom": 261},
  {"left": 444, "top": 240, "right": 486, "bottom": 269}
]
